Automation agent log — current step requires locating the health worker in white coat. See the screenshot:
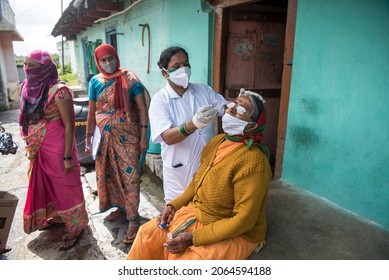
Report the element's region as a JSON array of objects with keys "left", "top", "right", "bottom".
[{"left": 149, "top": 46, "right": 226, "bottom": 203}]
